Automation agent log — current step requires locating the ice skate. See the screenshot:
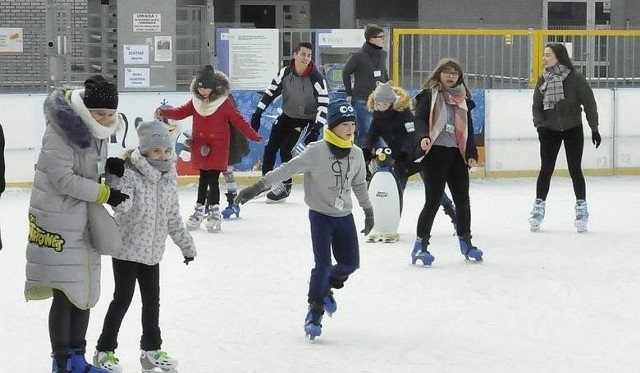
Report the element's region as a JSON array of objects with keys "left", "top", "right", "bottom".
[
  {"left": 304, "top": 301, "right": 324, "bottom": 341},
  {"left": 459, "top": 236, "right": 483, "bottom": 262},
  {"left": 51, "top": 351, "right": 71, "bottom": 373},
  {"left": 266, "top": 182, "right": 291, "bottom": 203},
  {"left": 221, "top": 192, "right": 240, "bottom": 219},
  {"left": 411, "top": 239, "right": 434, "bottom": 266},
  {"left": 204, "top": 204, "right": 221, "bottom": 233},
  {"left": 382, "top": 233, "right": 400, "bottom": 243},
  {"left": 574, "top": 199, "right": 589, "bottom": 233},
  {"left": 68, "top": 348, "right": 110, "bottom": 373},
  {"left": 185, "top": 203, "right": 205, "bottom": 231},
  {"left": 140, "top": 349, "right": 178, "bottom": 373},
  {"left": 93, "top": 351, "right": 123, "bottom": 373},
  {"left": 324, "top": 290, "right": 337, "bottom": 316},
  {"left": 528, "top": 198, "right": 546, "bottom": 232}
]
